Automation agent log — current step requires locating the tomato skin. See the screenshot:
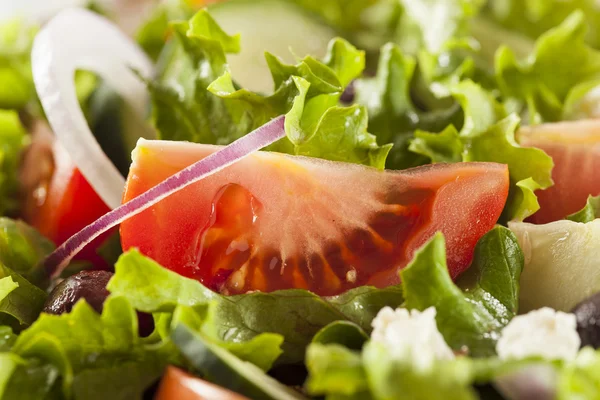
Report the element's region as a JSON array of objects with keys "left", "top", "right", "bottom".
[
  {"left": 155, "top": 367, "right": 248, "bottom": 400},
  {"left": 122, "top": 140, "right": 508, "bottom": 295},
  {"left": 22, "top": 123, "right": 111, "bottom": 267},
  {"left": 518, "top": 120, "right": 600, "bottom": 223}
]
